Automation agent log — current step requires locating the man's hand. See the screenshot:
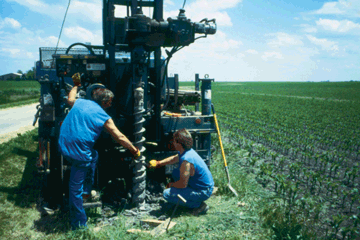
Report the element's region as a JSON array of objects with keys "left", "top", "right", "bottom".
[
  {"left": 149, "top": 160, "right": 158, "bottom": 168},
  {"left": 72, "top": 72, "right": 81, "bottom": 87}
]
